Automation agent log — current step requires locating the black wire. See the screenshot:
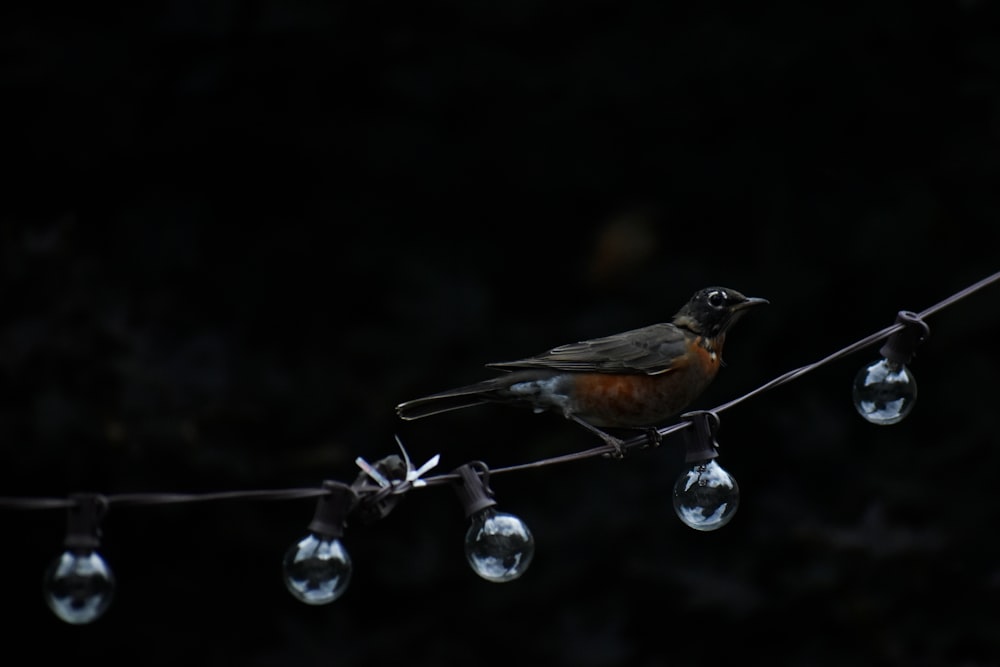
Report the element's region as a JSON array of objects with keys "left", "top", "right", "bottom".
[{"left": 2, "top": 269, "right": 998, "bottom": 511}]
